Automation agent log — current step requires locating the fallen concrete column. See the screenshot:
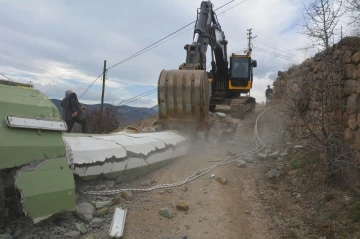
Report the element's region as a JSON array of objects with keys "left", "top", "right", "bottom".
[{"left": 63, "top": 131, "right": 188, "bottom": 180}]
